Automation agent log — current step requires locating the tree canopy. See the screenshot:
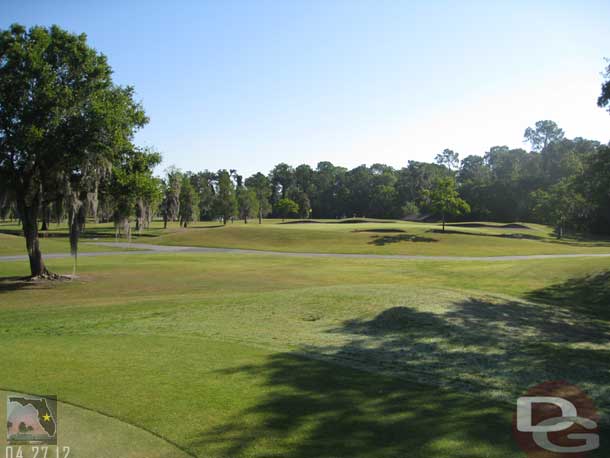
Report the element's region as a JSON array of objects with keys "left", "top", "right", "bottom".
[{"left": 0, "top": 24, "right": 148, "bottom": 277}]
